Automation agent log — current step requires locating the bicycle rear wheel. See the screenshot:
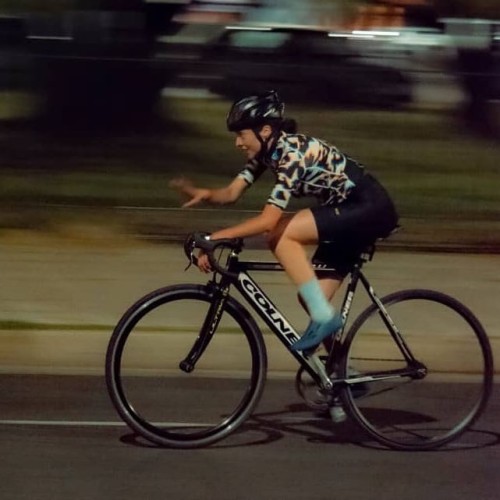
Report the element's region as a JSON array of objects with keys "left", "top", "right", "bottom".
[
  {"left": 339, "top": 289, "right": 493, "bottom": 450},
  {"left": 106, "top": 284, "right": 267, "bottom": 448}
]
